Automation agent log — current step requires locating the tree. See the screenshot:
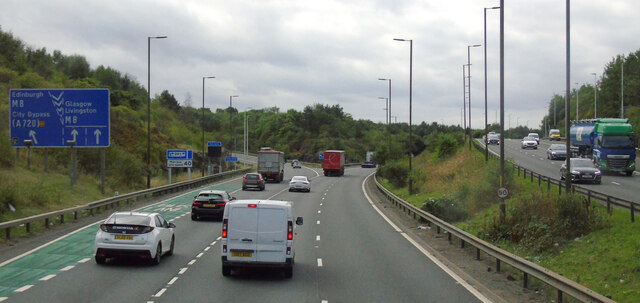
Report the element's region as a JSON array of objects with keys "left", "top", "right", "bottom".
[{"left": 157, "top": 90, "right": 181, "bottom": 112}]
